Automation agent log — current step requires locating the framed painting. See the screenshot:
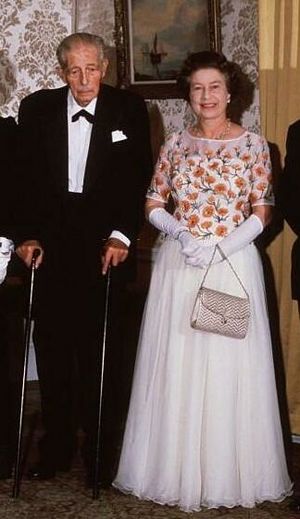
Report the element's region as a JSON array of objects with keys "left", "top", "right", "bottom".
[{"left": 114, "top": 0, "right": 221, "bottom": 98}]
